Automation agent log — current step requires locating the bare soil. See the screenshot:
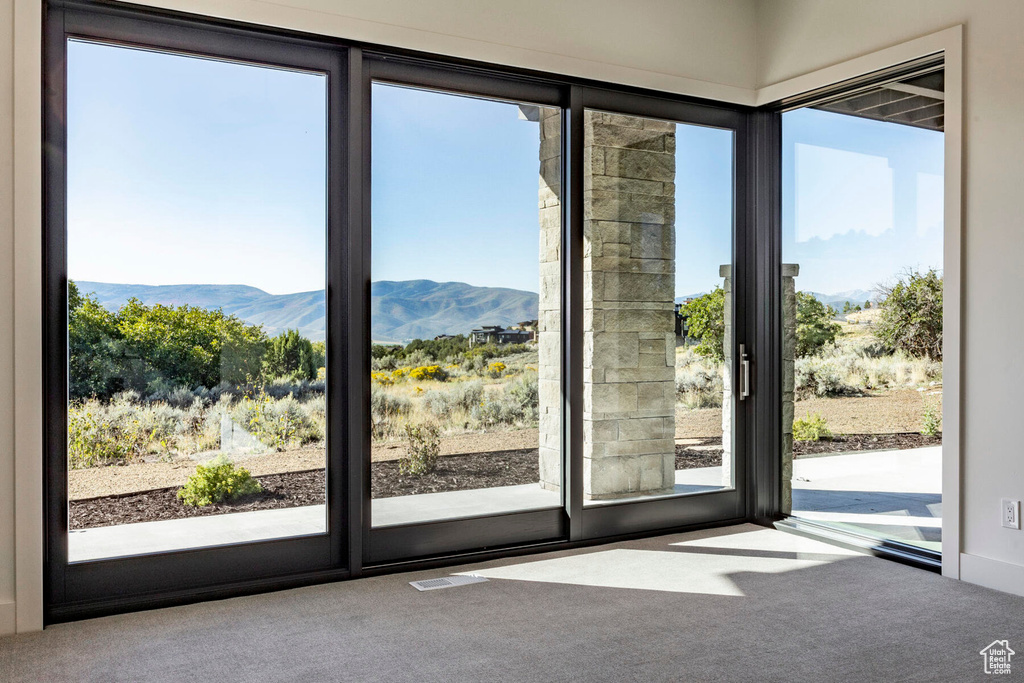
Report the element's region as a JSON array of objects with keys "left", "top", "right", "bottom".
[
  {"left": 795, "top": 388, "right": 941, "bottom": 434},
  {"left": 69, "top": 429, "right": 541, "bottom": 500}
]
